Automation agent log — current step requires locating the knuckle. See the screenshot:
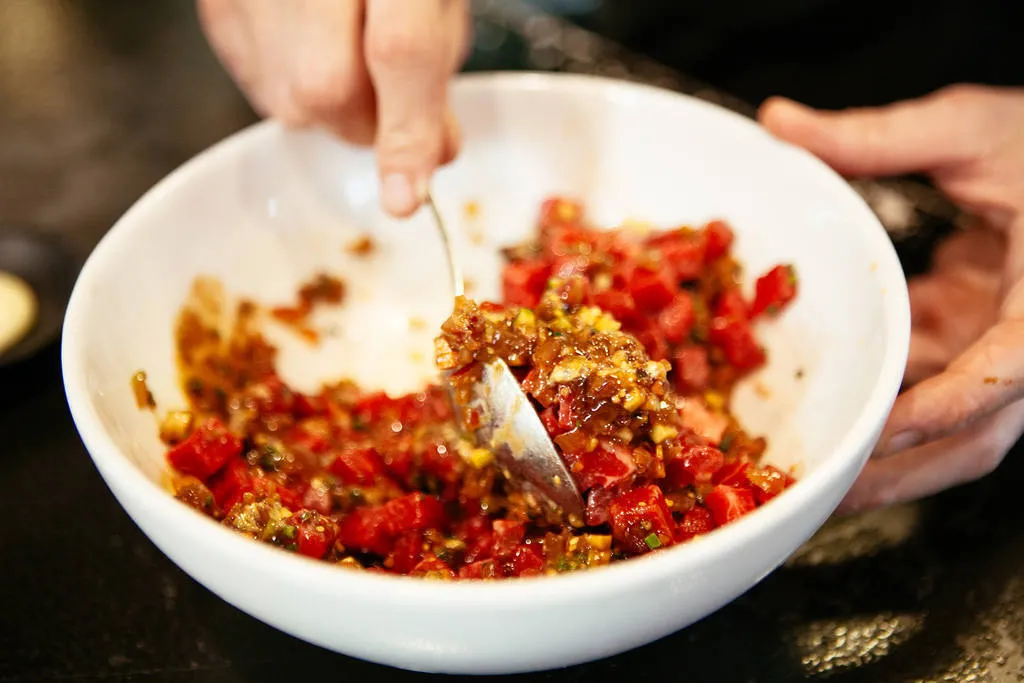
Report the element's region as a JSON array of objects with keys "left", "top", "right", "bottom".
[
  {"left": 366, "top": 27, "right": 440, "bottom": 70},
  {"left": 378, "top": 125, "right": 444, "bottom": 162},
  {"left": 935, "top": 83, "right": 987, "bottom": 105},
  {"left": 292, "top": 64, "right": 363, "bottom": 114}
]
